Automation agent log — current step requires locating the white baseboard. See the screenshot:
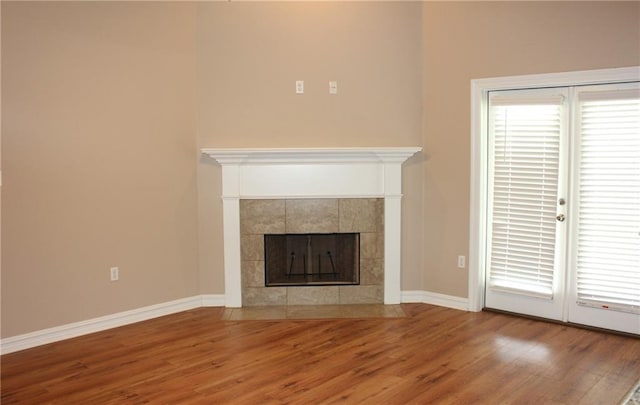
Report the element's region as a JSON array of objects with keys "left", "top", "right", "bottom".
[
  {"left": 2, "top": 292, "right": 467, "bottom": 354},
  {"left": 401, "top": 290, "right": 469, "bottom": 311},
  {"left": 1, "top": 294, "right": 225, "bottom": 355},
  {"left": 201, "top": 294, "right": 226, "bottom": 307}
]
